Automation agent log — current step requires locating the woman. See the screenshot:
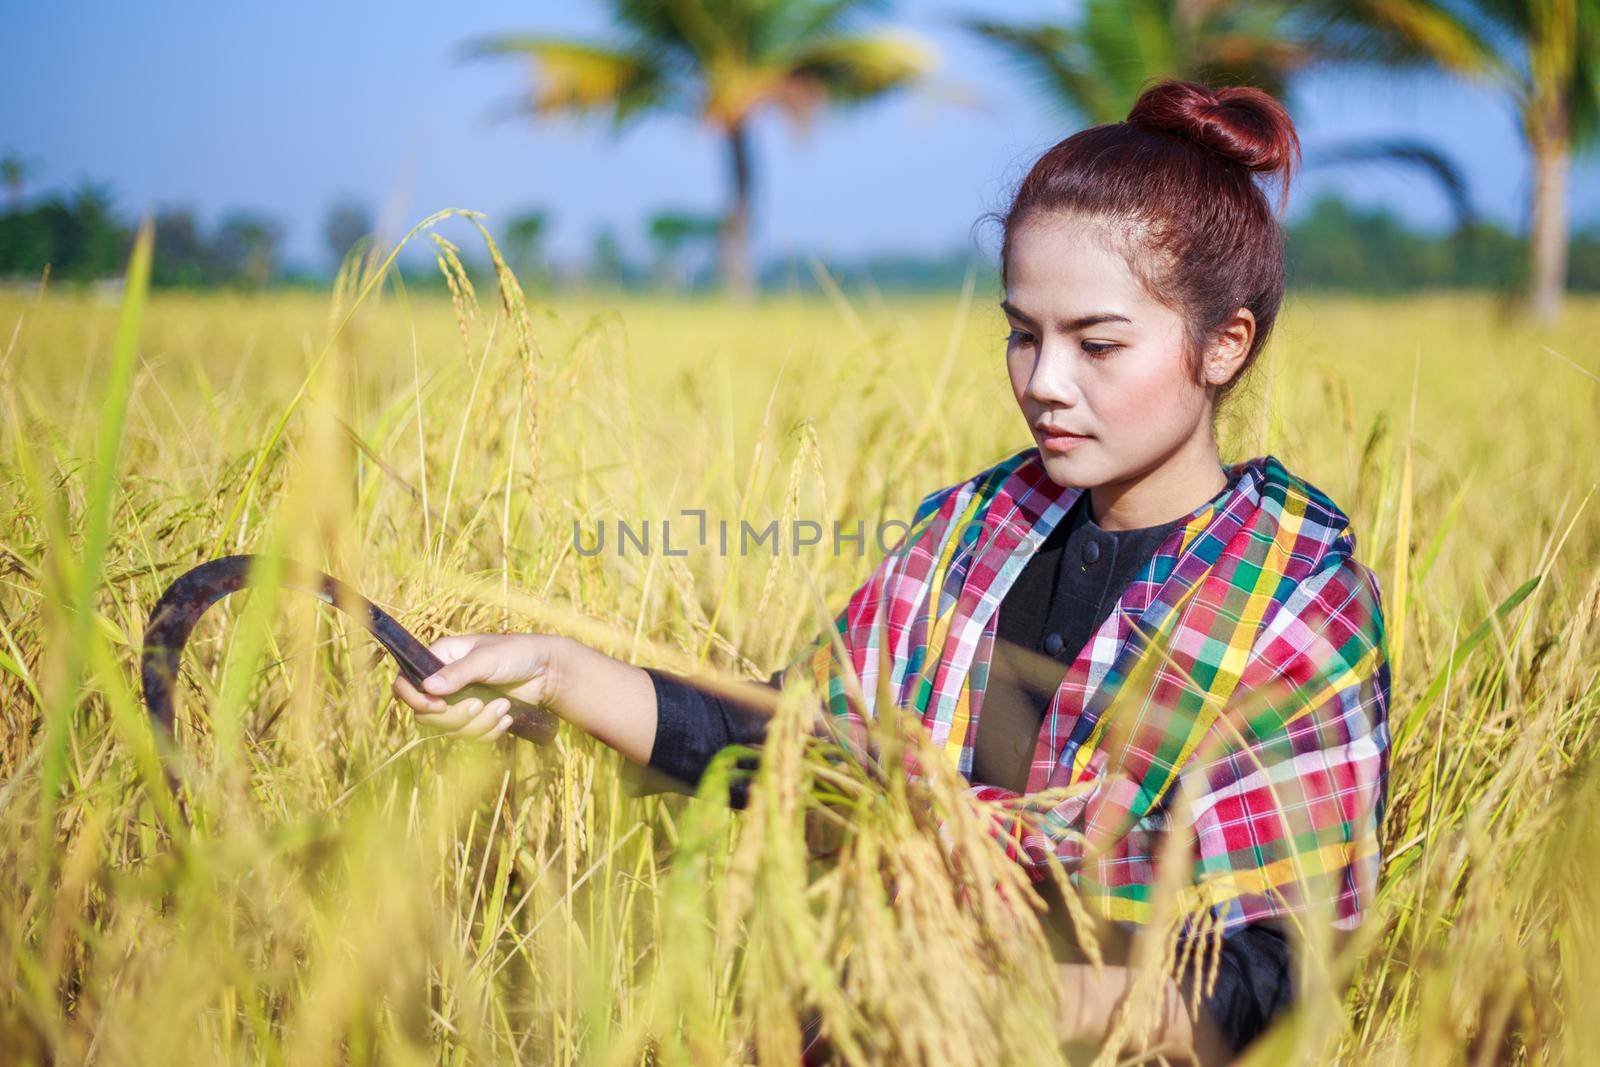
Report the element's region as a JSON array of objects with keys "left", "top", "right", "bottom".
[{"left": 392, "top": 79, "right": 1391, "bottom": 1065}]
